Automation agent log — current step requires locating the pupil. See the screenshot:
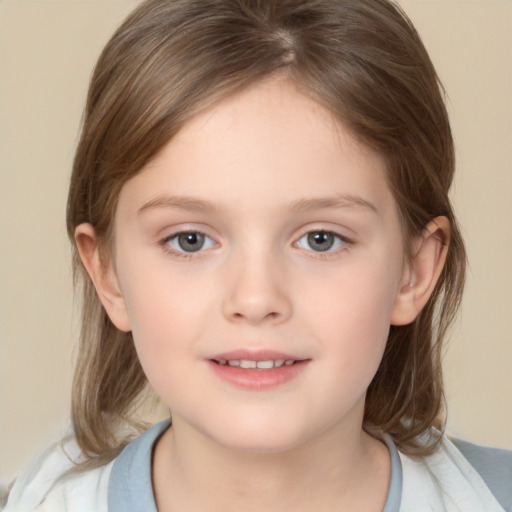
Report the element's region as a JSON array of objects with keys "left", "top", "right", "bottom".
[
  {"left": 178, "top": 232, "right": 204, "bottom": 252},
  {"left": 308, "top": 231, "right": 334, "bottom": 252}
]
